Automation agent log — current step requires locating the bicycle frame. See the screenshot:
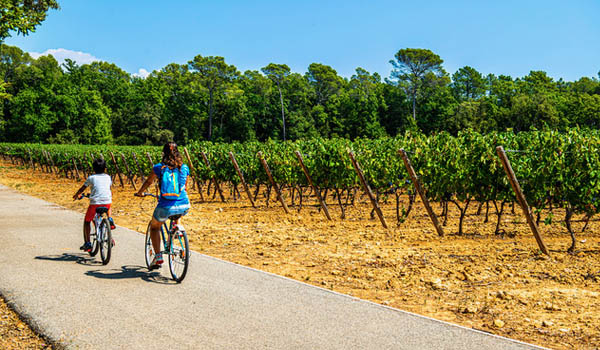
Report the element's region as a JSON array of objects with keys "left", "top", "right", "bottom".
[
  {"left": 92, "top": 212, "right": 106, "bottom": 243},
  {"left": 159, "top": 220, "right": 185, "bottom": 255}
]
